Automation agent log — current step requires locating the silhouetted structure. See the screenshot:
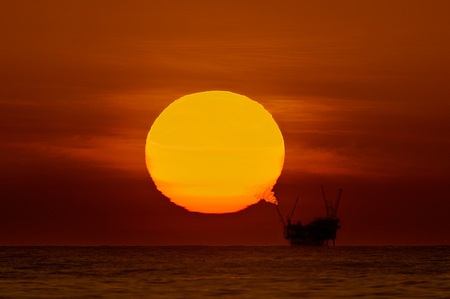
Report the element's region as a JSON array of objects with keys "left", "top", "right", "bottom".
[{"left": 277, "top": 187, "right": 343, "bottom": 246}]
